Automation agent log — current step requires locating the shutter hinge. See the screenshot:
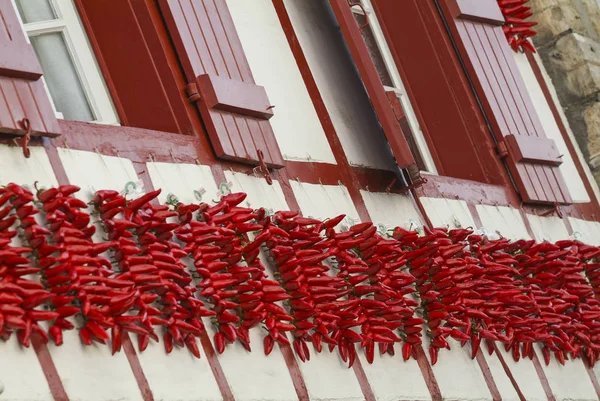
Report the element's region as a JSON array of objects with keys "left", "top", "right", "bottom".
[
  {"left": 186, "top": 83, "right": 201, "bottom": 103},
  {"left": 496, "top": 140, "right": 509, "bottom": 159}
]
